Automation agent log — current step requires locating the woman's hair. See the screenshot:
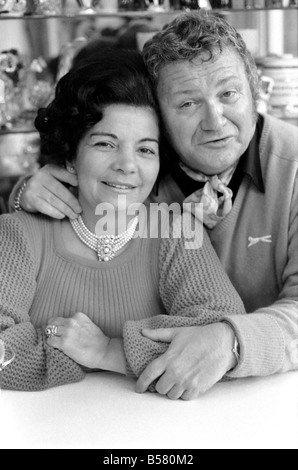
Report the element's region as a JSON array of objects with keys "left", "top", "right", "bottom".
[
  {"left": 142, "top": 12, "right": 260, "bottom": 105},
  {"left": 35, "top": 48, "right": 161, "bottom": 166}
]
